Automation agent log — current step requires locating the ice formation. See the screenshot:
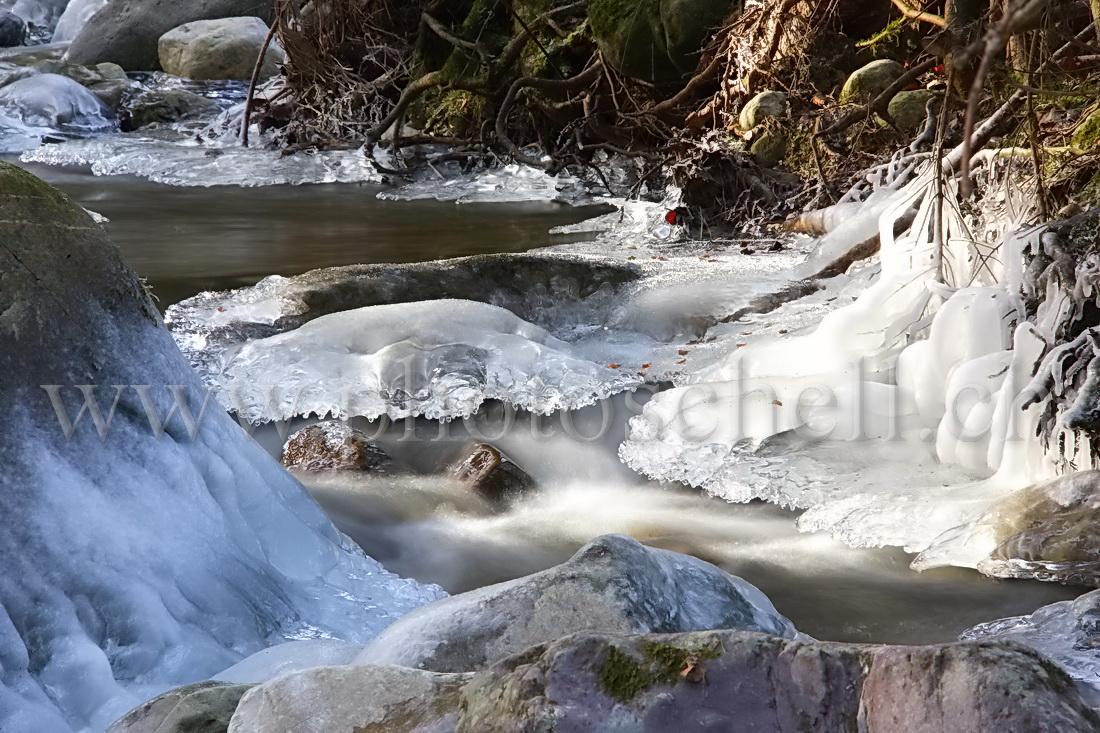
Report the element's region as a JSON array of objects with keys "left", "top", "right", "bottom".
[
  {"left": 0, "top": 73, "right": 114, "bottom": 130},
  {"left": 0, "top": 164, "right": 443, "bottom": 733},
  {"left": 619, "top": 161, "right": 1086, "bottom": 572},
  {"left": 50, "top": 0, "right": 103, "bottom": 41},
  {"left": 211, "top": 299, "right": 643, "bottom": 423},
  {"left": 376, "top": 162, "right": 587, "bottom": 205},
  {"left": 22, "top": 135, "right": 388, "bottom": 187},
  {"left": 962, "top": 589, "right": 1100, "bottom": 700}
]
